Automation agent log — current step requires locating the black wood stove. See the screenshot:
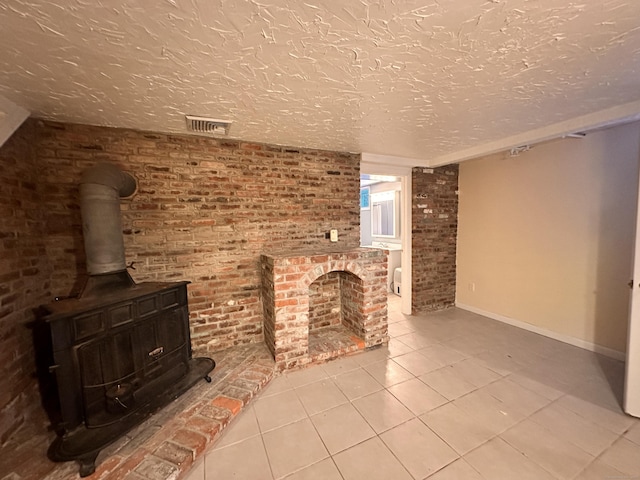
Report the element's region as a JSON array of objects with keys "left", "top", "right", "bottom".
[{"left": 39, "top": 164, "right": 215, "bottom": 476}]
